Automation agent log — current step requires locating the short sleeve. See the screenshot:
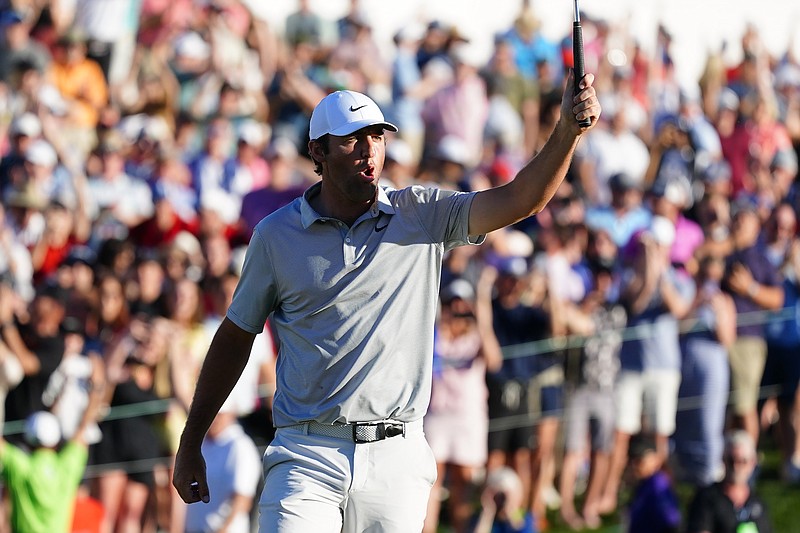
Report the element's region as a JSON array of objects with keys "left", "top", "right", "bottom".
[
  {"left": 227, "top": 228, "right": 279, "bottom": 334},
  {"left": 58, "top": 441, "right": 89, "bottom": 487},
  {"left": 400, "top": 186, "right": 484, "bottom": 250}
]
